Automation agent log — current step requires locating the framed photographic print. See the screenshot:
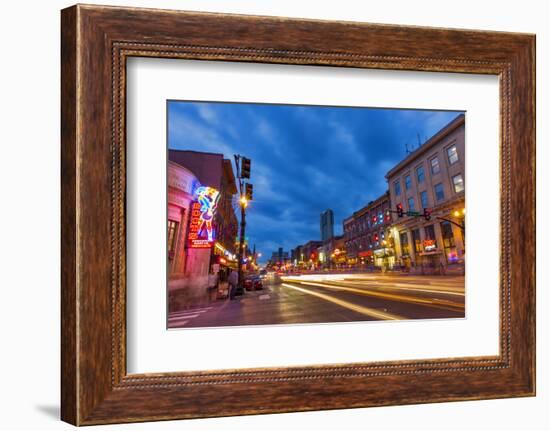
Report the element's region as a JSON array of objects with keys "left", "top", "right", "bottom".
[{"left": 61, "top": 4, "right": 535, "bottom": 425}]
